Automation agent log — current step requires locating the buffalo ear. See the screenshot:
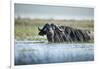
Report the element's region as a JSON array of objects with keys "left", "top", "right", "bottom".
[
  {"left": 56, "top": 26, "right": 64, "bottom": 32},
  {"left": 58, "top": 28, "right": 64, "bottom": 32},
  {"left": 38, "top": 27, "right": 41, "bottom": 31}
]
